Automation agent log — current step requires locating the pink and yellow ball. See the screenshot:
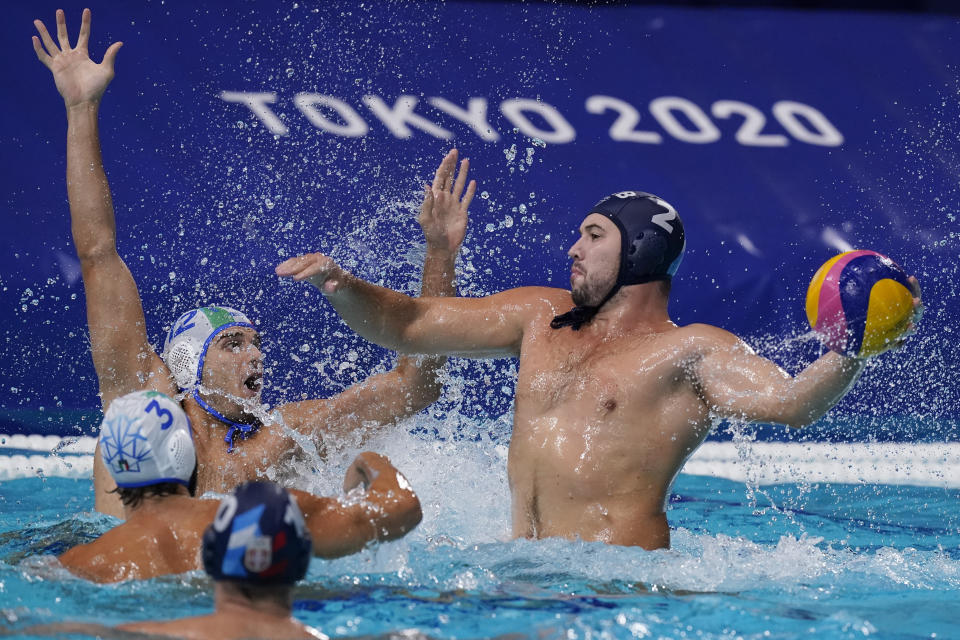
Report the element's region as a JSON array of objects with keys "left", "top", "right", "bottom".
[{"left": 805, "top": 250, "right": 914, "bottom": 358}]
